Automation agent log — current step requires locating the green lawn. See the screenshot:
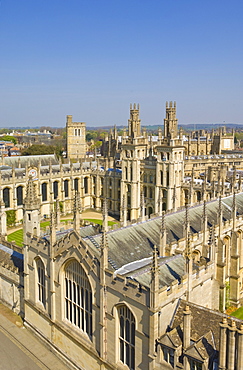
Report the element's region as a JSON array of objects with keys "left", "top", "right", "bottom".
[
  {"left": 7, "top": 229, "right": 23, "bottom": 247},
  {"left": 84, "top": 219, "right": 117, "bottom": 226},
  {"left": 230, "top": 306, "right": 243, "bottom": 320},
  {"left": 7, "top": 218, "right": 118, "bottom": 247}
]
